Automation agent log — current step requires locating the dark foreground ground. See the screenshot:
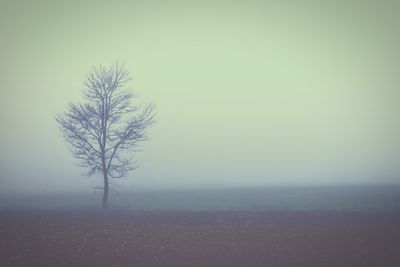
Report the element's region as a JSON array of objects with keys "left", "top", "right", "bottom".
[{"left": 0, "top": 211, "right": 399, "bottom": 267}]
